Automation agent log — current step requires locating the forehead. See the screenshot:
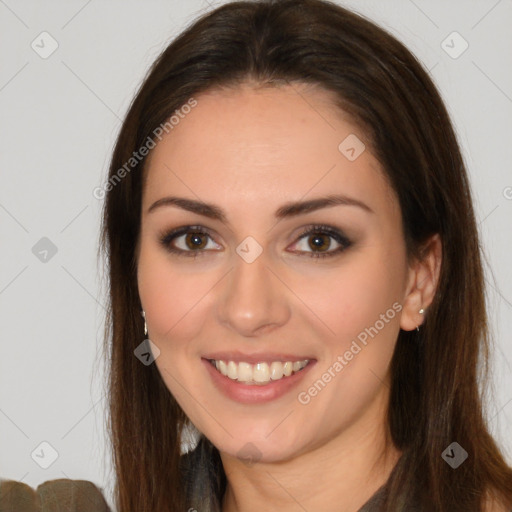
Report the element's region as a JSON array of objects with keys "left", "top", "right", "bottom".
[{"left": 142, "top": 83, "right": 397, "bottom": 219}]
